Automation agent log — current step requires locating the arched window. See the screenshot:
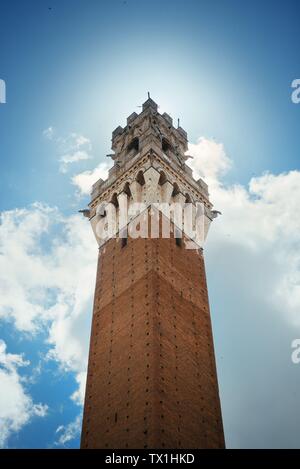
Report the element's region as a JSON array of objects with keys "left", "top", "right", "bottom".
[
  {"left": 96, "top": 202, "right": 107, "bottom": 218},
  {"left": 172, "top": 183, "right": 180, "bottom": 197},
  {"left": 127, "top": 137, "right": 139, "bottom": 154},
  {"left": 123, "top": 182, "right": 132, "bottom": 198},
  {"left": 110, "top": 193, "right": 119, "bottom": 208},
  {"left": 162, "top": 138, "right": 172, "bottom": 154},
  {"left": 158, "top": 171, "right": 167, "bottom": 185},
  {"left": 136, "top": 171, "right": 145, "bottom": 186},
  {"left": 185, "top": 193, "right": 192, "bottom": 203}
]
